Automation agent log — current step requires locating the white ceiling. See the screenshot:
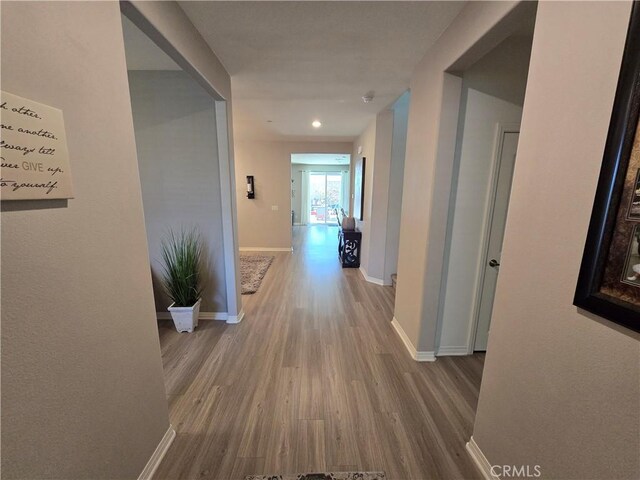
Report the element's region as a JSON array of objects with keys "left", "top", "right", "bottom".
[
  {"left": 178, "top": 1, "right": 466, "bottom": 141},
  {"left": 121, "top": 15, "right": 181, "bottom": 71},
  {"left": 291, "top": 153, "right": 351, "bottom": 165}
]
